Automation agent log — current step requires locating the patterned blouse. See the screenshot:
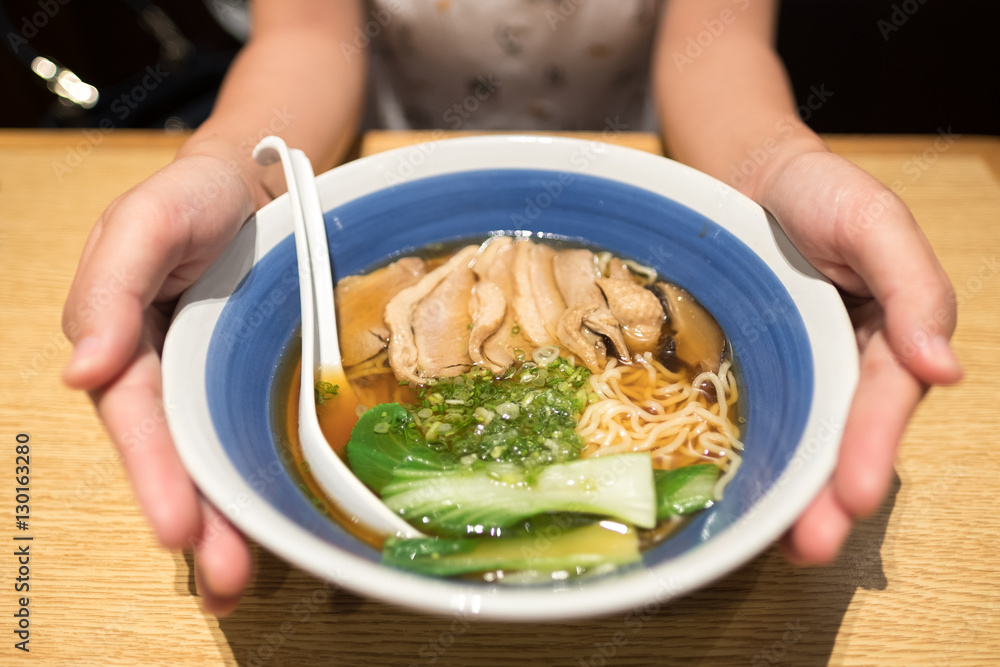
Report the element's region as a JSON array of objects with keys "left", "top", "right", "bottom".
[{"left": 362, "top": 0, "right": 663, "bottom": 132}]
